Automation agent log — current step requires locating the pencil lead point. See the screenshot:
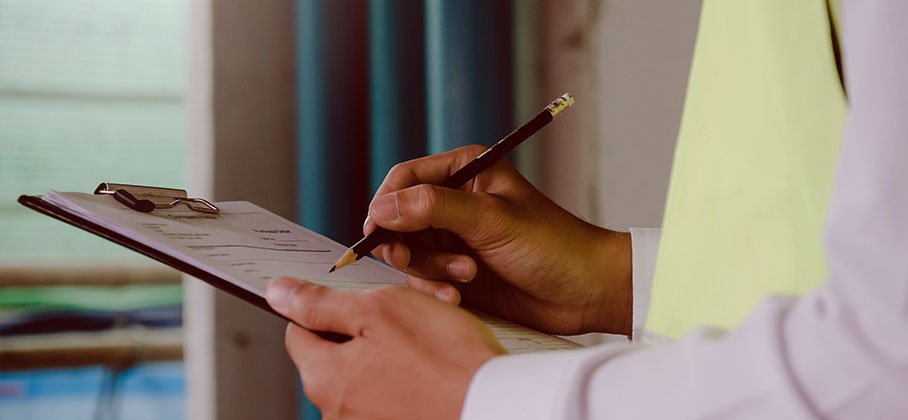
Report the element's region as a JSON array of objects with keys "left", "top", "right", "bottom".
[
  {"left": 329, "top": 266, "right": 336, "bottom": 273},
  {"left": 330, "top": 249, "right": 357, "bottom": 274}
]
